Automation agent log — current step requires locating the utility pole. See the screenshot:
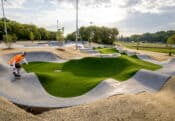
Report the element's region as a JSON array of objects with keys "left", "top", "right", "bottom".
[
  {"left": 75, "top": 0, "right": 79, "bottom": 49},
  {"left": 1, "top": 0, "right": 8, "bottom": 45}
]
